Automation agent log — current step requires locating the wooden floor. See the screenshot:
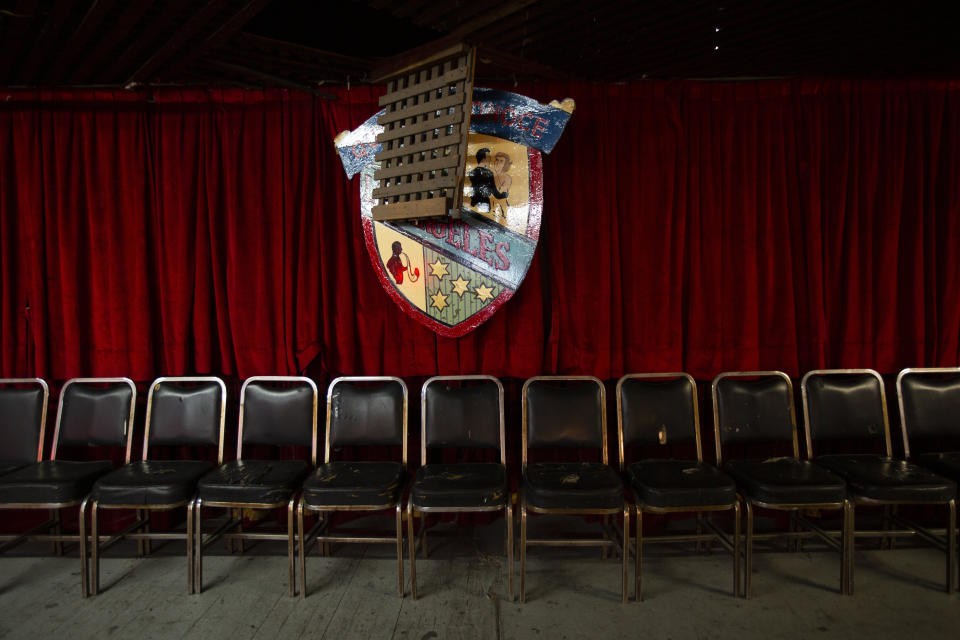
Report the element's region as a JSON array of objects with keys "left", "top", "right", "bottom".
[{"left": 1, "top": 518, "right": 959, "bottom": 639}]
